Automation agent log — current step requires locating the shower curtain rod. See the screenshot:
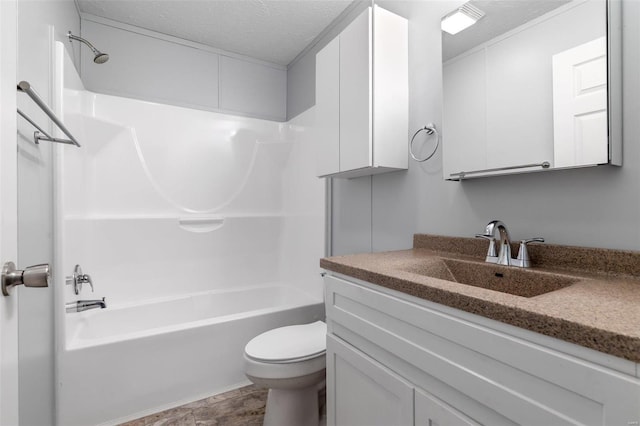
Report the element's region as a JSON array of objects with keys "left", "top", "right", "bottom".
[{"left": 16, "top": 80, "right": 81, "bottom": 147}]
